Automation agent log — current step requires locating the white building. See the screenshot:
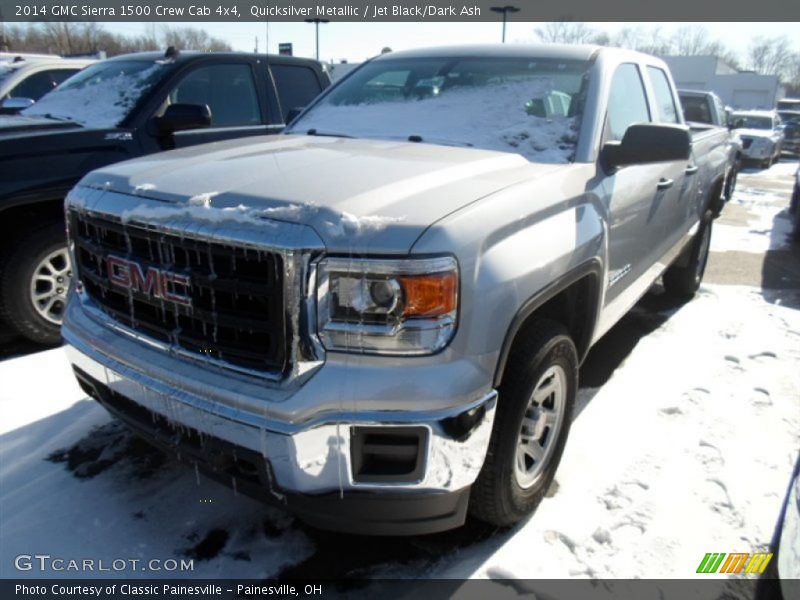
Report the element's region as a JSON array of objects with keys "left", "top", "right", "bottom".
[{"left": 661, "top": 55, "right": 785, "bottom": 110}]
